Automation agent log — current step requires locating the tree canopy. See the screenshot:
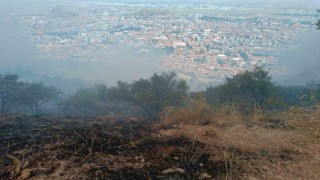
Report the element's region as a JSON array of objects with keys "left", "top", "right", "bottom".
[
  {"left": 60, "top": 84, "right": 111, "bottom": 115},
  {"left": 108, "top": 72, "right": 189, "bottom": 119},
  {"left": 22, "top": 82, "right": 60, "bottom": 115},
  {"left": 206, "top": 67, "right": 274, "bottom": 110},
  {"left": 0, "top": 74, "right": 25, "bottom": 113},
  {"left": 0, "top": 73, "right": 60, "bottom": 114}
]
